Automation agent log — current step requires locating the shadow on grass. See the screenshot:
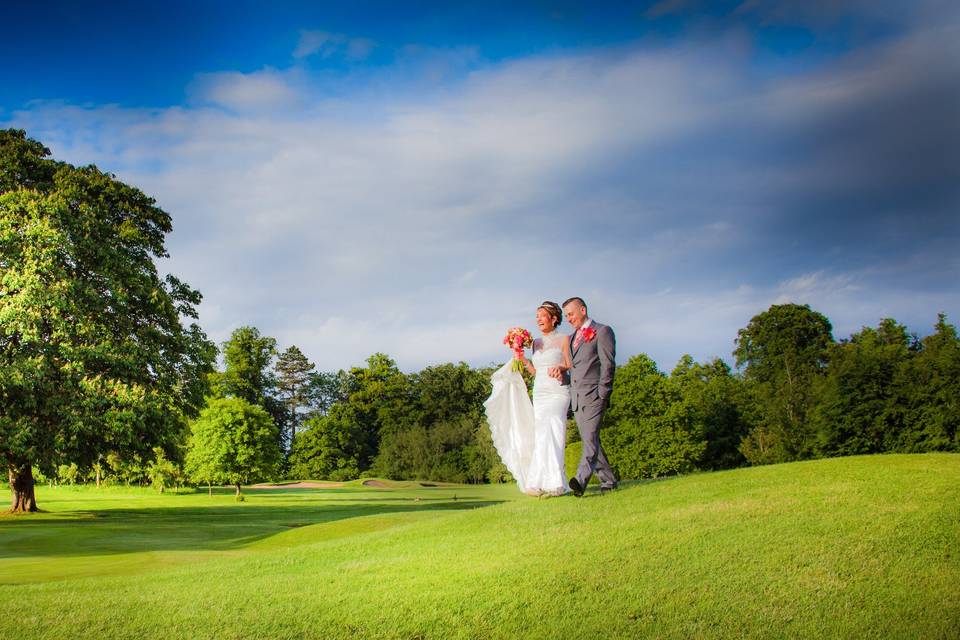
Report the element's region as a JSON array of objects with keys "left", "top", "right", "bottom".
[
  {"left": 0, "top": 477, "right": 672, "bottom": 561},
  {"left": 0, "top": 490, "right": 505, "bottom": 559}
]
